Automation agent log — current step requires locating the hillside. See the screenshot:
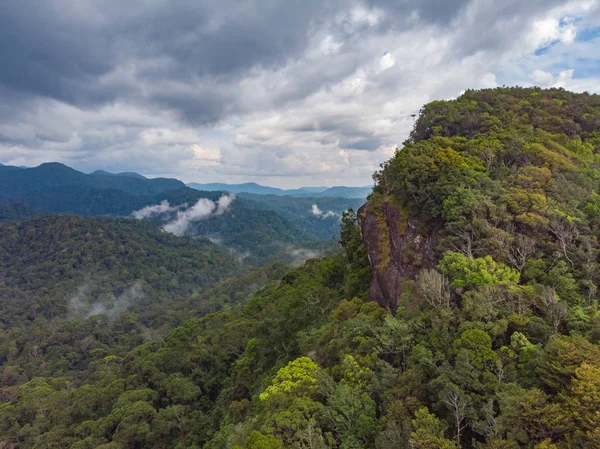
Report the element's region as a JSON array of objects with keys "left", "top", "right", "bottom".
[
  {"left": 0, "top": 163, "right": 21, "bottom": 173},
  {"left": 238, "top": 193, "right": 364, "bottom": 239},
  {"left": 128, "top": 192, "right": 336, "bottom": 265},
  {"left": 0, "top": 215, "right": 242, "bottom": 381},
  {"left": 2, "top": 87, "right": 600, "bottom": 449}
]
